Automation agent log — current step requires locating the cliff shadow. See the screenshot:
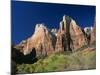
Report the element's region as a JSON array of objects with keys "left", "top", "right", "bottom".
[{"left": 11, "top": 46, "right": 38, "bottom": 74}]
